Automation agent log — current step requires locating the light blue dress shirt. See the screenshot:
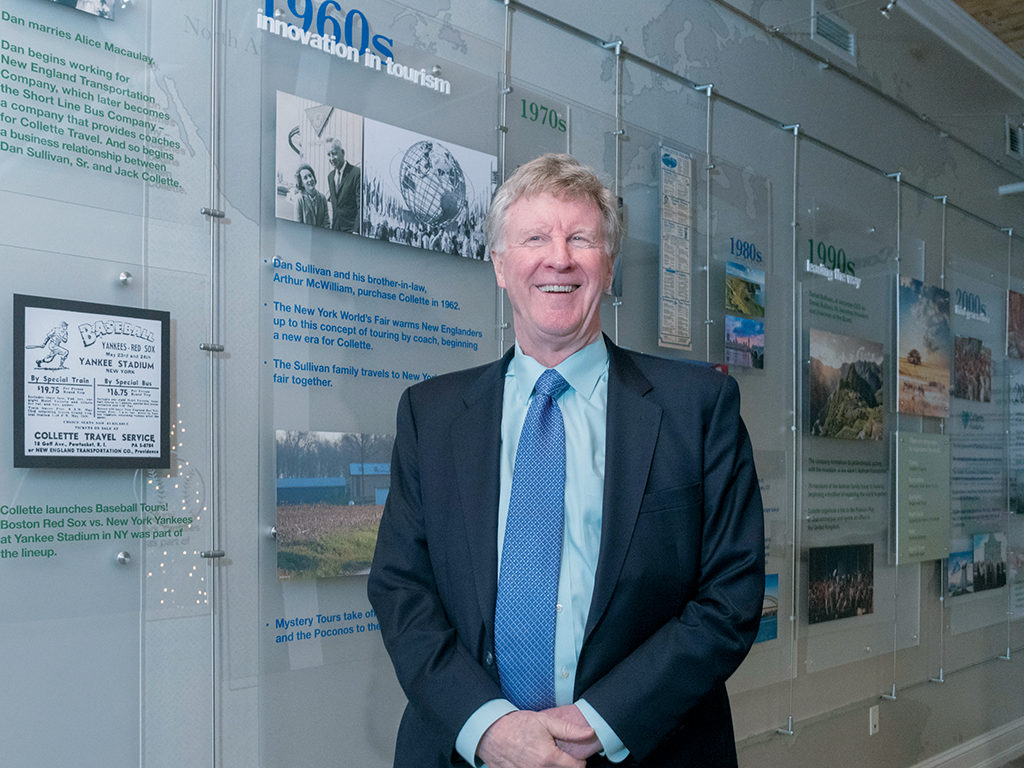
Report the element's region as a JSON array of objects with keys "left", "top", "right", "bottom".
[{"left": 455, "top": 338, "right": 629, "bottom": 766}]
